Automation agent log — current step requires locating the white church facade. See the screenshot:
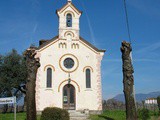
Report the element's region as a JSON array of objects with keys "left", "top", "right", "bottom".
[{"left": 35, "top": 1, "right": 105, "bottom": 113}]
